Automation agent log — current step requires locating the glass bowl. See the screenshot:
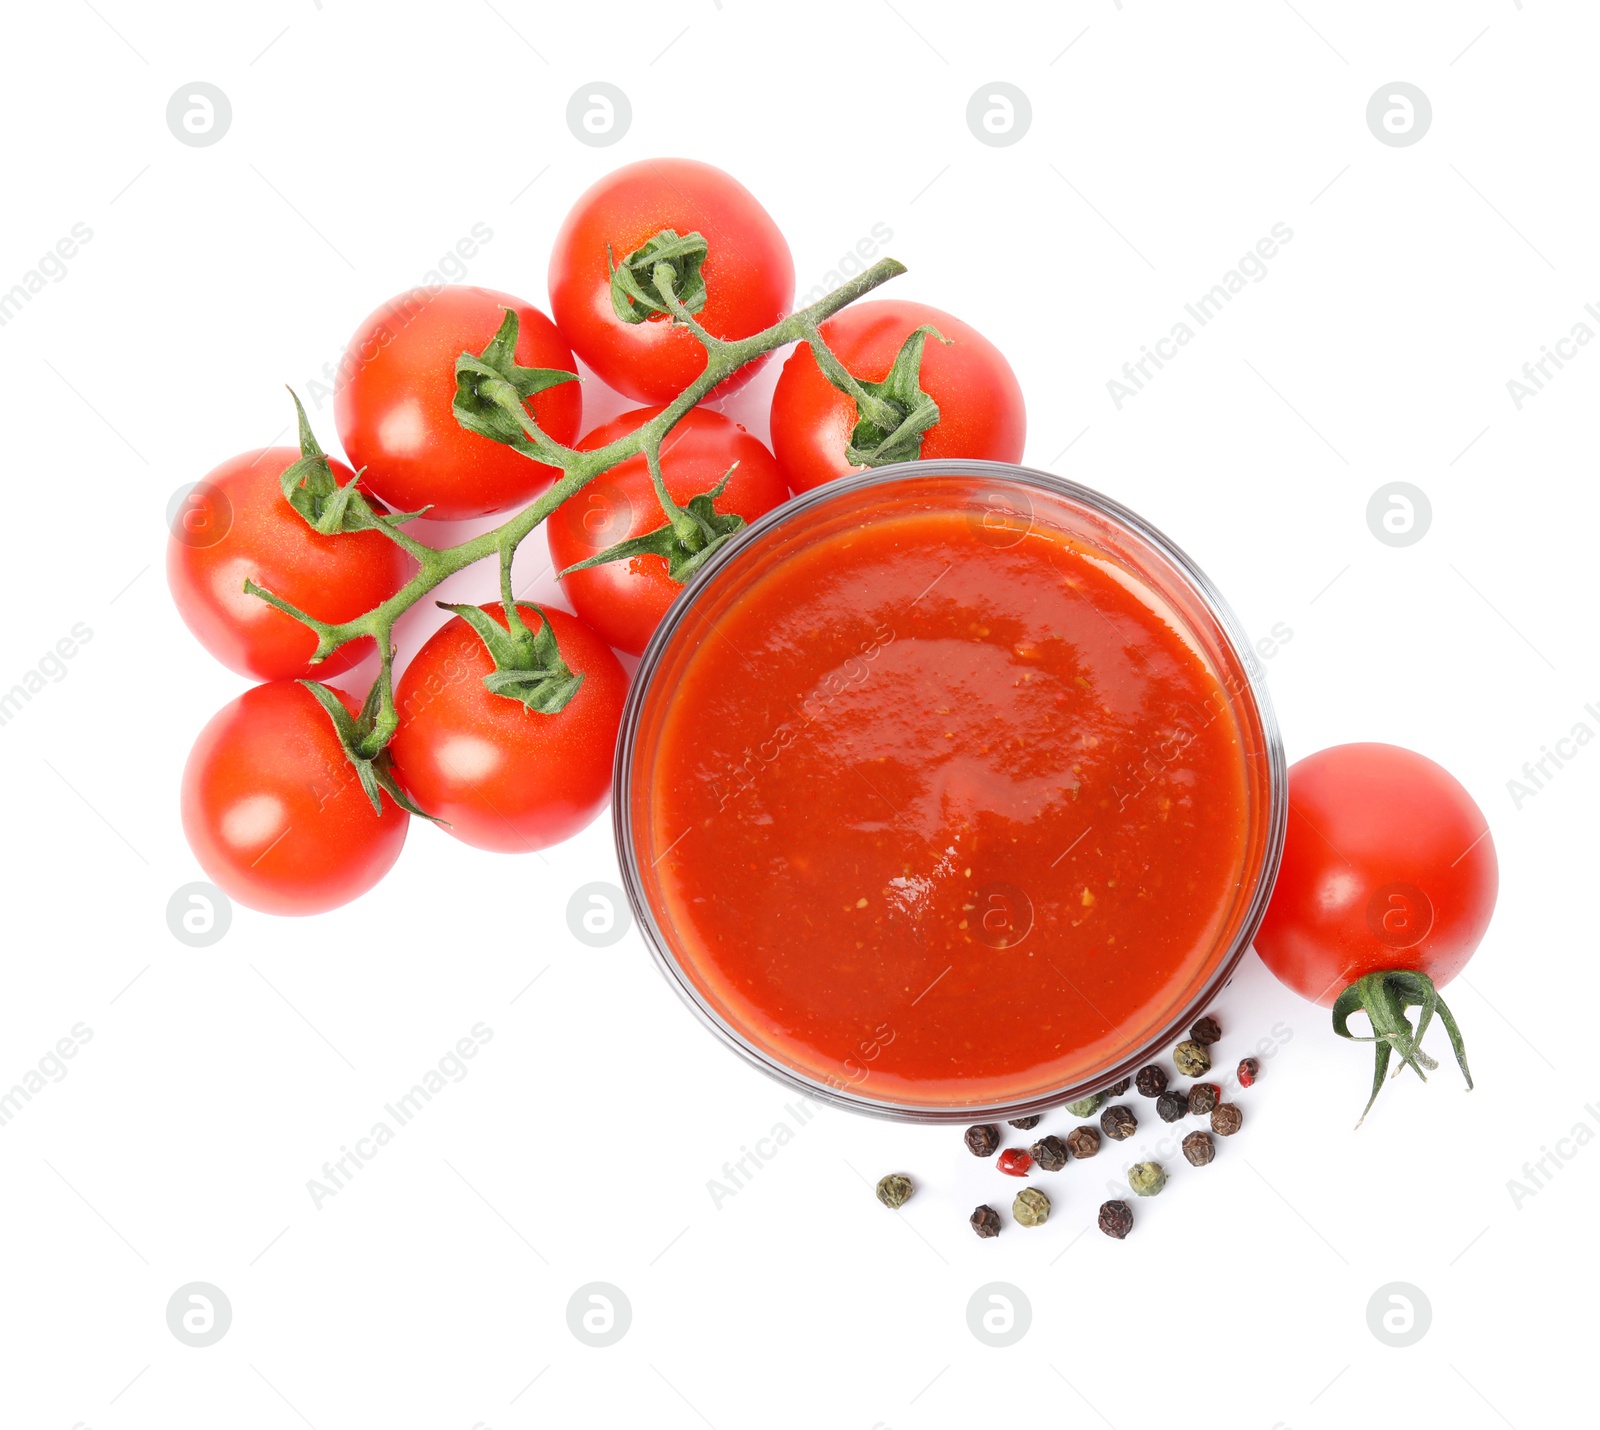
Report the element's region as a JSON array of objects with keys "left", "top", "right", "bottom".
[{"left": 613, "top": 460, "right": 1286, "bottom": 1122}]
